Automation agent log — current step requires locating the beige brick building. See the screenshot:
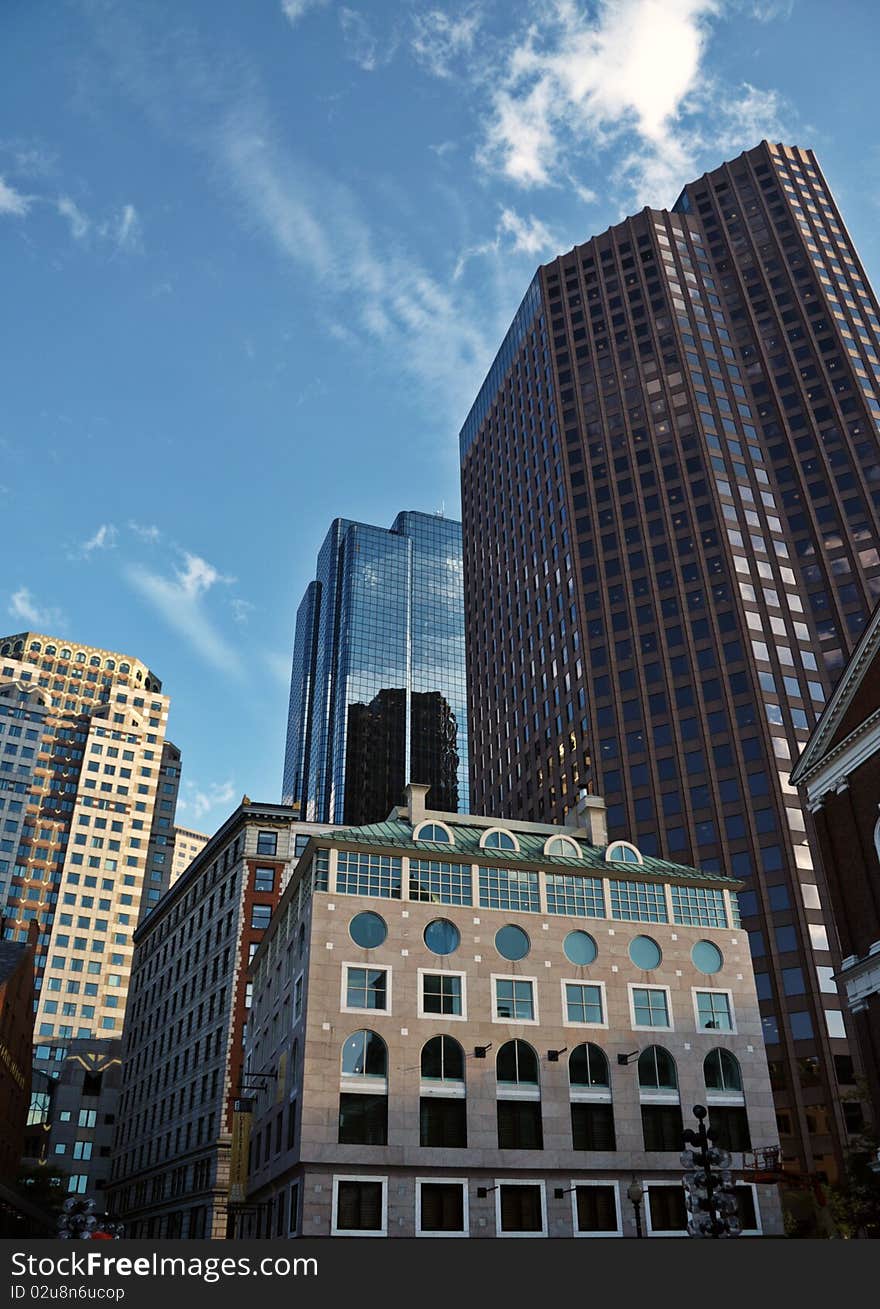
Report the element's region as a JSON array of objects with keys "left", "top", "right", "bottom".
[{"left": 243, "top": 785, "right": 784, "bottom": 1238}]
